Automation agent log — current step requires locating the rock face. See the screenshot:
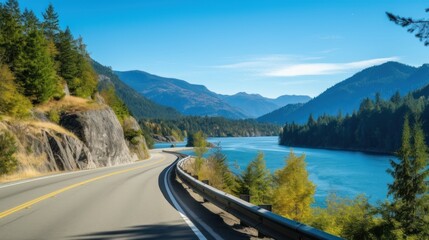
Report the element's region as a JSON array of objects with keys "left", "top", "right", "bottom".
[
  {"left": 2, "top": 121, "right": 95, "bottom": 172},
  {"left": 60, "top": 107, "right": 132, "bottom": 166},
  {"left": 123, "top": 116, "right": 149, "bottom": 160}
]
